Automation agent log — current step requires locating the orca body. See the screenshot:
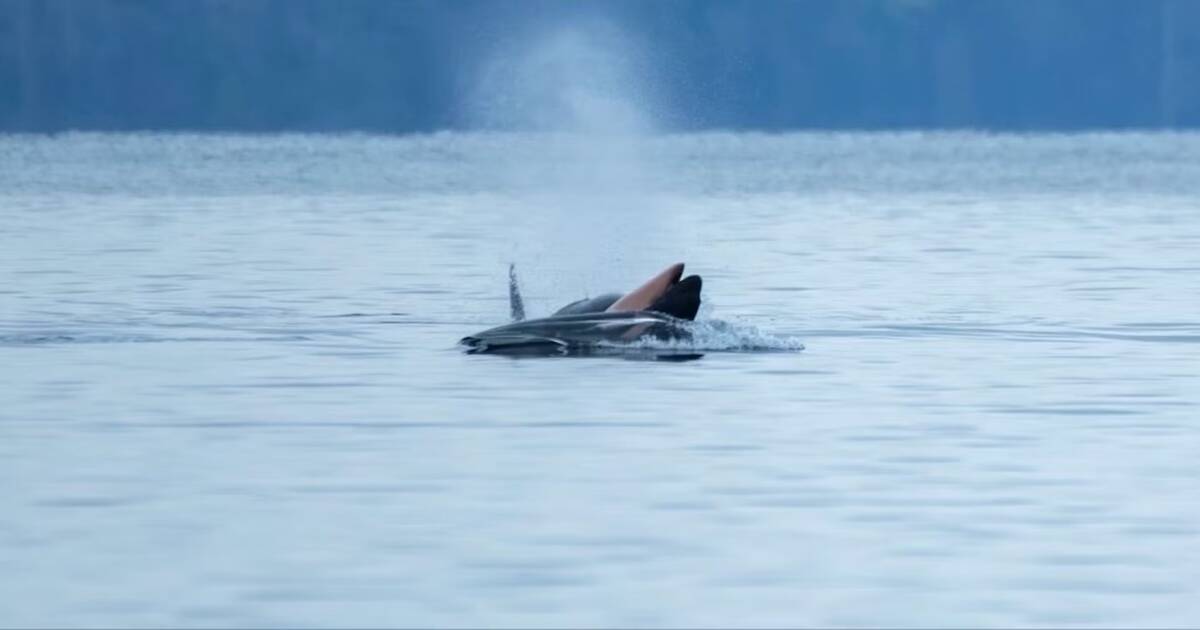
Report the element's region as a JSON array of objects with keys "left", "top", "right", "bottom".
[
  {"left": 461, "top": 263, "right": 703, "bottom": 356},
  {"left": 459, "top": 311, "right": 692, "bottom": 355}
]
